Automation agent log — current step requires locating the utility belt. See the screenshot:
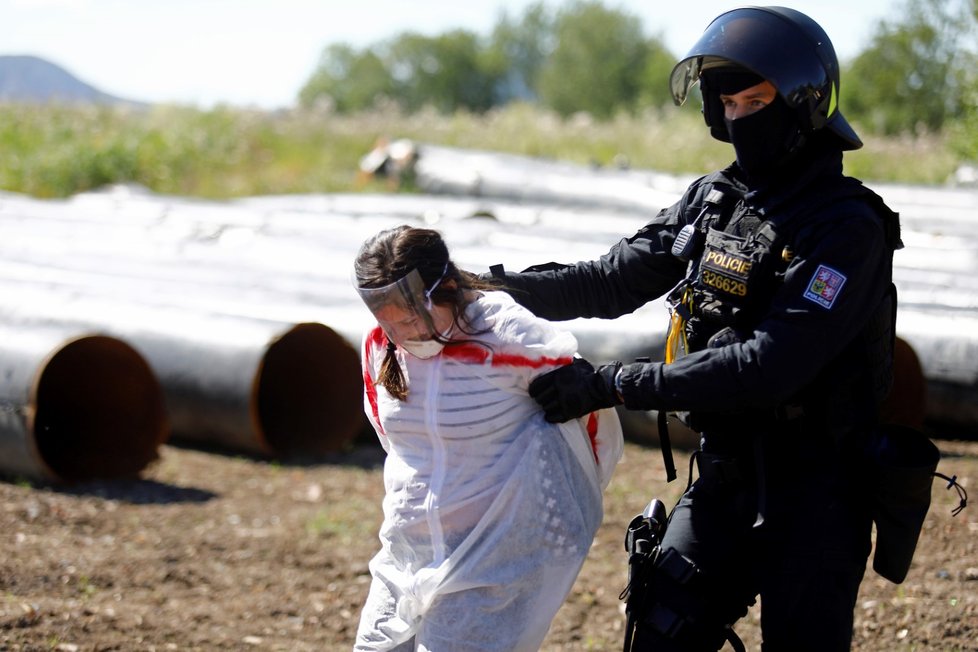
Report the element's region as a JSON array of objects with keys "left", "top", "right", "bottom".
[
  {"left": 681, "top": 401, "right": 806, "bottom": 435},
  {"left": 695, "top": 439, "right": 770, "bottom": 530},
  {"left": 695, "top": 452, "right": 754, "bottom": 487}
]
